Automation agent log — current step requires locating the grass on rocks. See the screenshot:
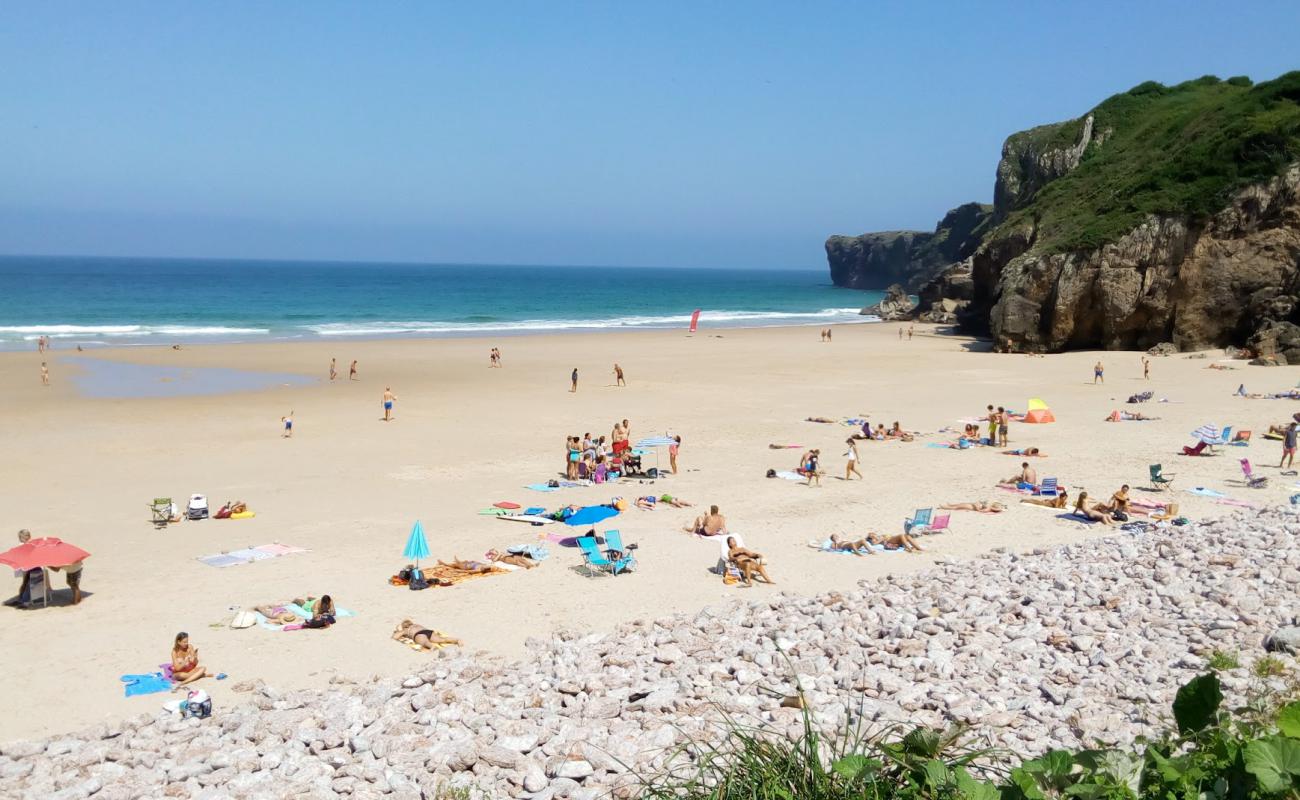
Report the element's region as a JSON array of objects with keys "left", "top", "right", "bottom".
[
  {"left": 1000, "top": 71, "right": 1300, "bottom": 254},
  {"left": 636, "top": 666, "right": 1300, "bottom": 799}
]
